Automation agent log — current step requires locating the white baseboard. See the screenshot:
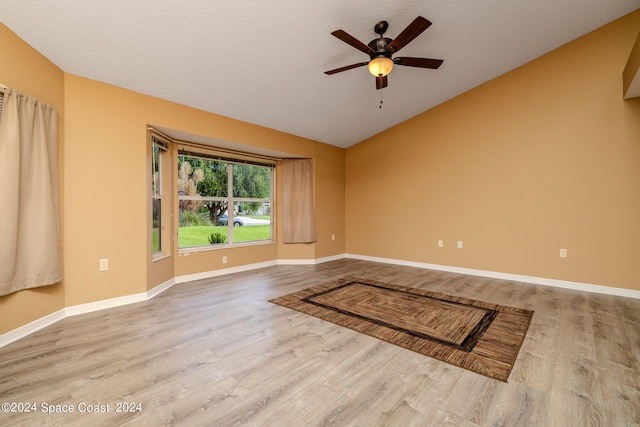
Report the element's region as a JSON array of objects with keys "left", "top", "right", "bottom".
[
  {"left": 0, "top": 308, "right": 66, "bottom": 349},
  {"left": 276, "top": 258, "right": 316, "bottom": 265},
  {"left": 147, "top": 278, "right": 176, "bottom": 299},
  {"left": 65, "top": 292, "right": 148, "bottom": 317},
  {"left": 174, "top": 255, "right": 347, "bottom": 282},
  {"left": 277, "top": 254, "right": 346, "bottom": 265},
  {"left": 345, "top": 253, "right": 640, "bottom": 300},
  {"left": 315, "top": 254, "right": 347, "bottom": 264},
  {"left": 175, "top": 261, "right": 276, "bottom": 284},
  {"left": 66, "top": 277, "right": 178, "bottom": 317},
  {"left": 0, "top": 278, "right": 177, "bottom": 349}
]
